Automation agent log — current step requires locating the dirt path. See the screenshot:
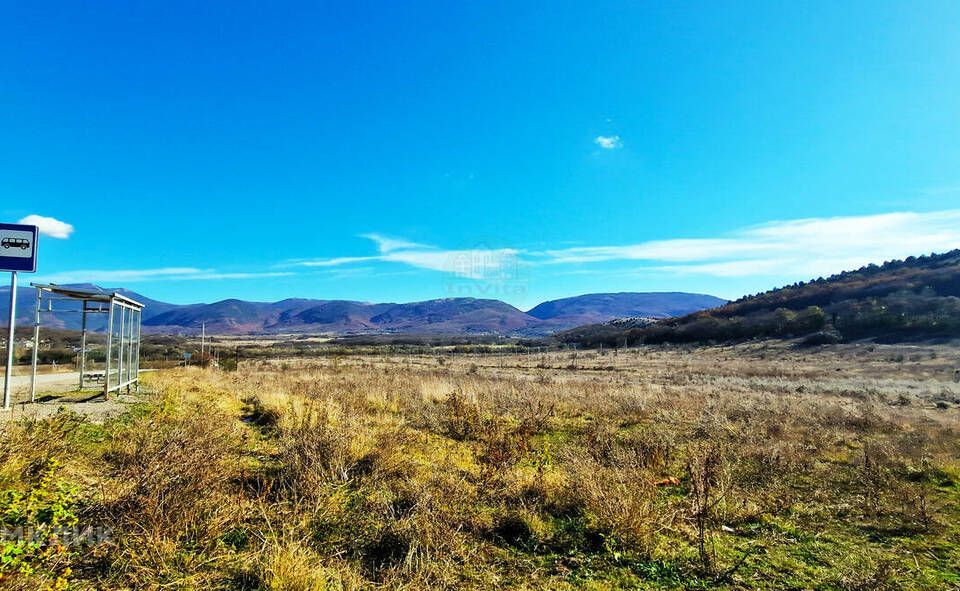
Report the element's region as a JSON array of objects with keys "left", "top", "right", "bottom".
[
  {"left": 7, "top": 371, "right": 82, "bottom": 391},
  {"left": 0, "top": 391, "right": 143, "bottom": 423},
  {"left": 1, "top": 370, "right": 156, "bottom": 423}
]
